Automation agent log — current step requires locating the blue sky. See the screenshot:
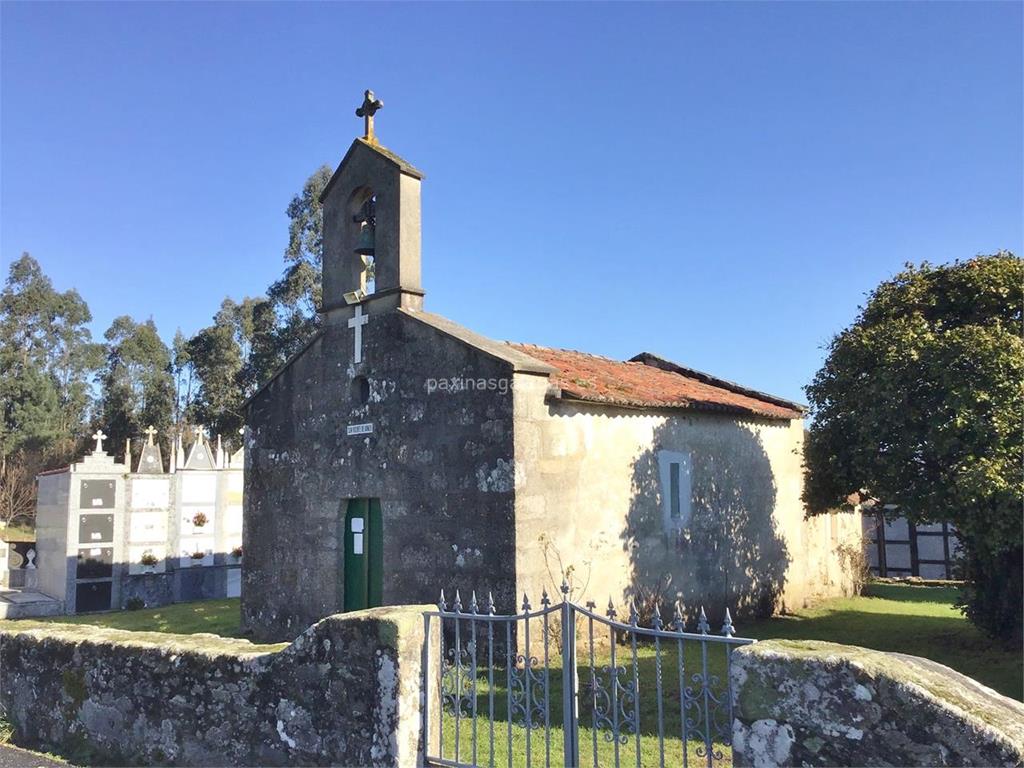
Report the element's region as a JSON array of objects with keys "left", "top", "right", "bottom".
[{"left": 2, "top": 2, "right": 1021, "bottom": 404}]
